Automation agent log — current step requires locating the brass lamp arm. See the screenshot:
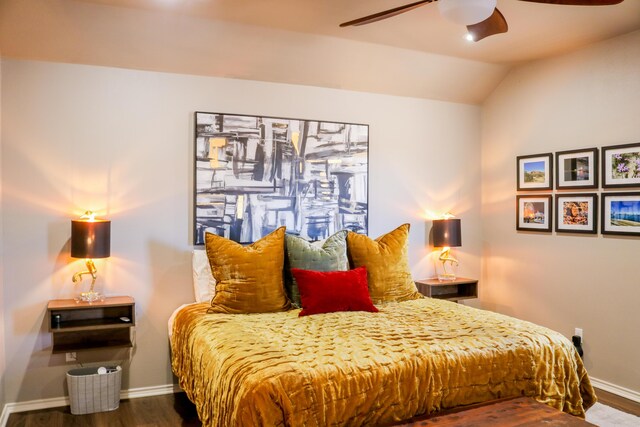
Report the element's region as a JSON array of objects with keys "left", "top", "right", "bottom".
[
  {"left": 438, "top": 247, "right": 459, "bottom": 281},
  {"left": 72, "top": 259, "right": 98, "bottom": 289},
  {"left": 438, "top": 248, "right": 459, "bottom": 266}
]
